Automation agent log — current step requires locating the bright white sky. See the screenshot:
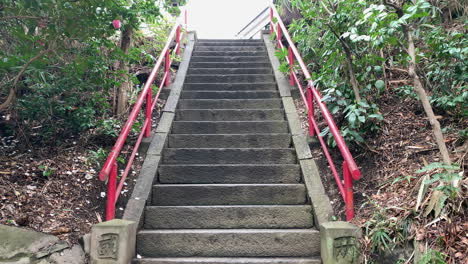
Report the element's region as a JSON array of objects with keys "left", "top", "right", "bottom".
[{"left": 184, "top": 0, "right": 272, "bottom": 39}]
